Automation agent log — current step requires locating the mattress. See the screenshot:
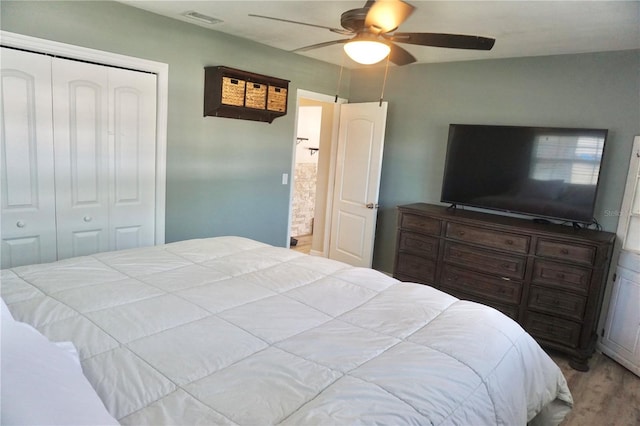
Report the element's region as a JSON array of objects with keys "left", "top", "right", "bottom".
[{"left": 1, "top": 236, "right": 572, "bottom": 425}]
